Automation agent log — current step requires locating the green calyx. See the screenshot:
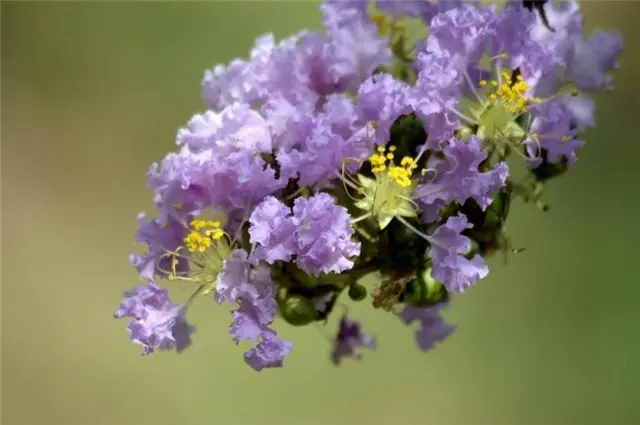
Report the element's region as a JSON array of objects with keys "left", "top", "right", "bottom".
[
  {"left": 278, "top": 293, "right": 318, "bottom": 327},
  {"left": 348, "top": 282, "right": 367, "bottom": 301},
  {"left": 401, "top": 266, "right": 448, "bottom": 308}
]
